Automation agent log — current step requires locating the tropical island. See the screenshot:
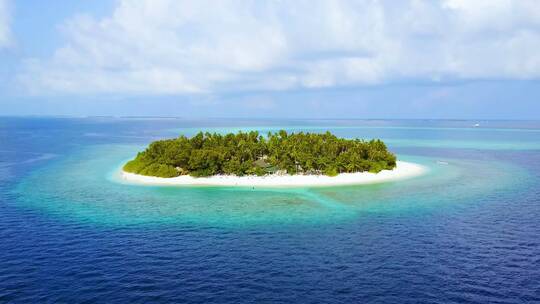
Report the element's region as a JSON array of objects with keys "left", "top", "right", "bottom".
[
  {"left": 124, "top": 130, "right": 397, "bottom": 177},
  {"left": 120, "top": 130, "right": 426, "bottom": 187}
]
